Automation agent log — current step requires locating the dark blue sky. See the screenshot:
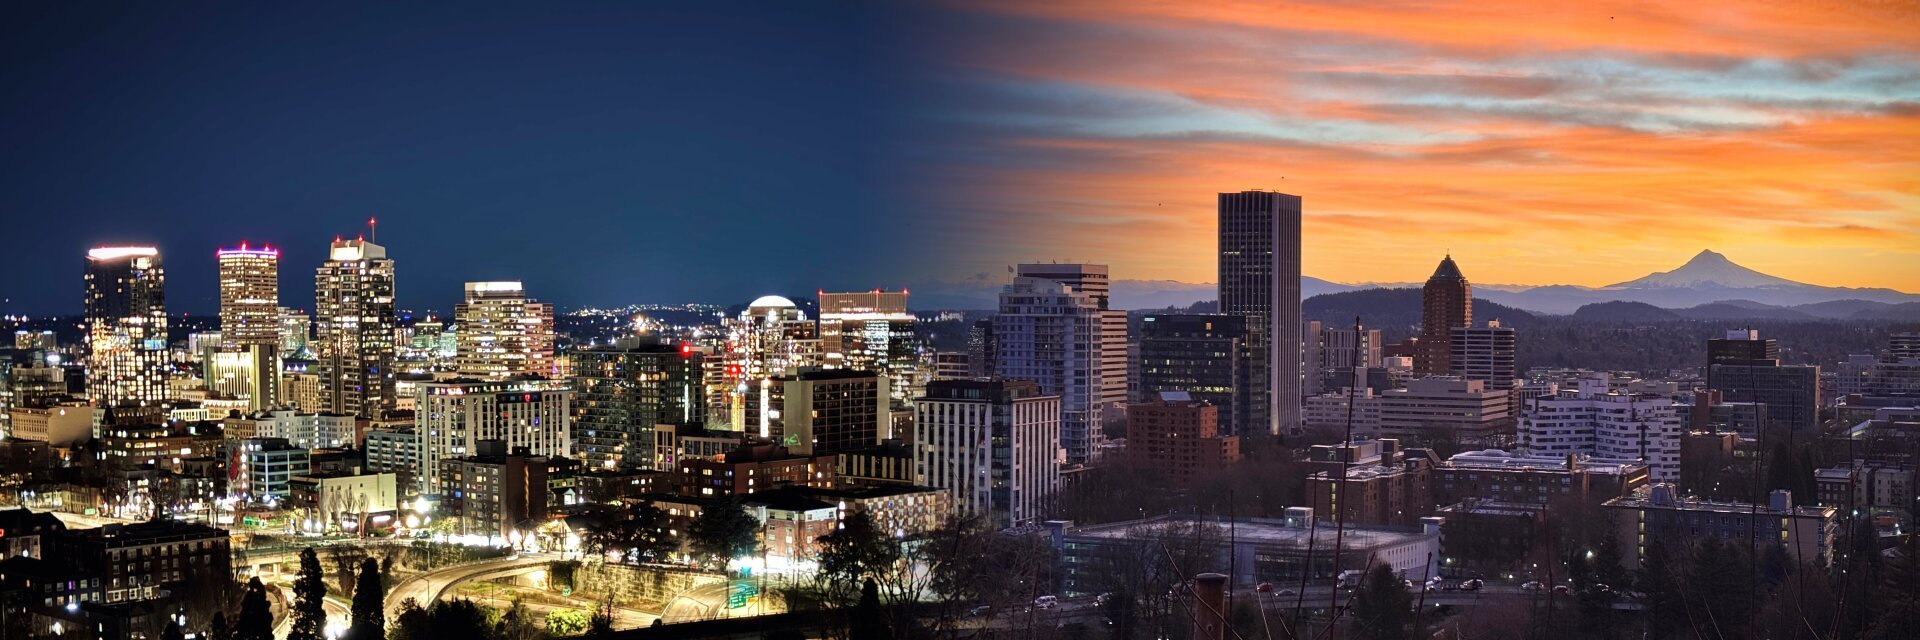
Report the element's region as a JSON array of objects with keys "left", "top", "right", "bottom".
[{"left": 0, "top": 3, "right": 946, "bottom": 315}]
